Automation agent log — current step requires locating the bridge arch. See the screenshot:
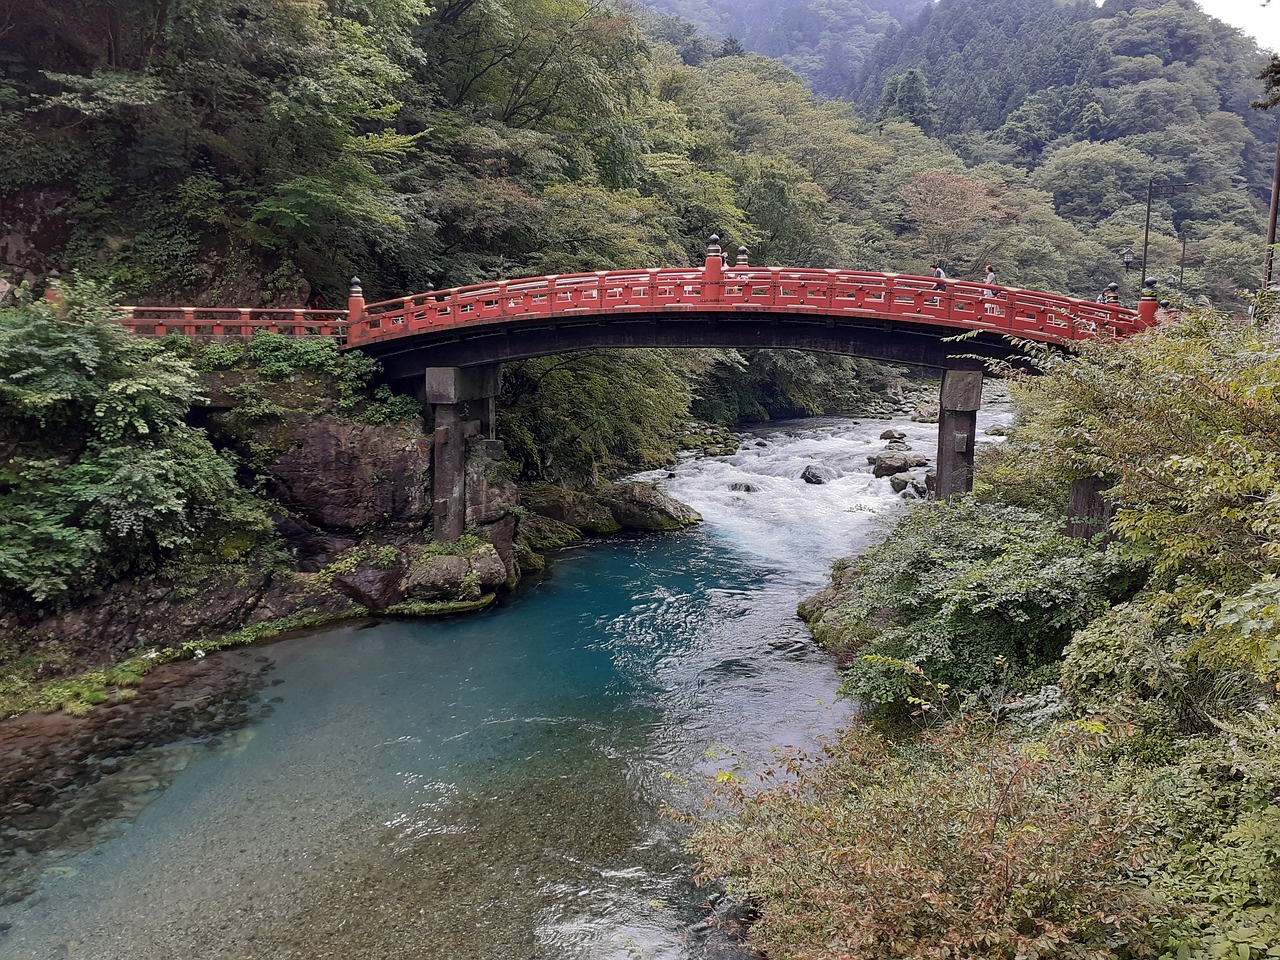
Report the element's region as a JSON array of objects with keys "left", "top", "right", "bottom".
[{"left": 111, "top": 242, "right": 1155, "bottom": 541}]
